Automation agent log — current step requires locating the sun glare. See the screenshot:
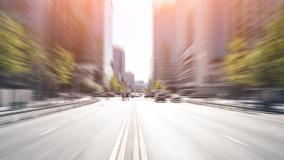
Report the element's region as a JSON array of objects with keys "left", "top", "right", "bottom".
[
  {"left": 153, "top": 0, "right": 178, "bottom": 11},
  {"left": 155, "top": 0, "right": 178, "bottom": 7}
]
